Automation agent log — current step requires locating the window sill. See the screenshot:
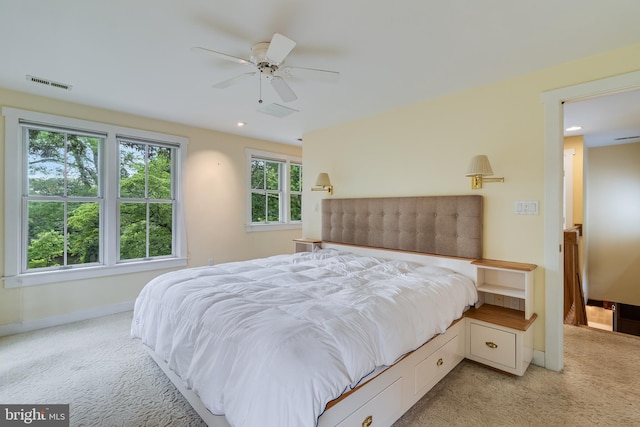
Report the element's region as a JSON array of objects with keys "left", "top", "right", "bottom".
[
  {"left": 245, "top": 223, "right": 302, "bottom": 233},
  {"left": 3, "top": 257, "right": 188, "bottom": 288}
]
